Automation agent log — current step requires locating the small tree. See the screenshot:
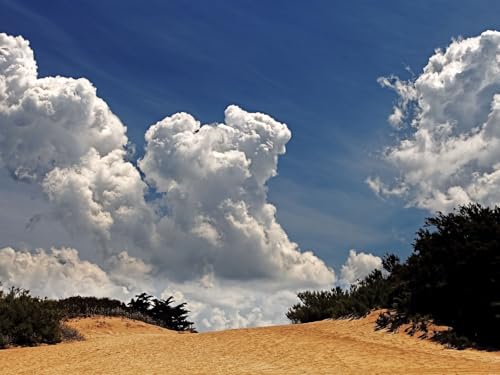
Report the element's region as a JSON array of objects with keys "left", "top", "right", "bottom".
[
  {"left": 128, "top": 293, "right": 154, "bottom": 315},
  {"left": 128, "top": 293, "right": 195, "bottom": 332}
]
